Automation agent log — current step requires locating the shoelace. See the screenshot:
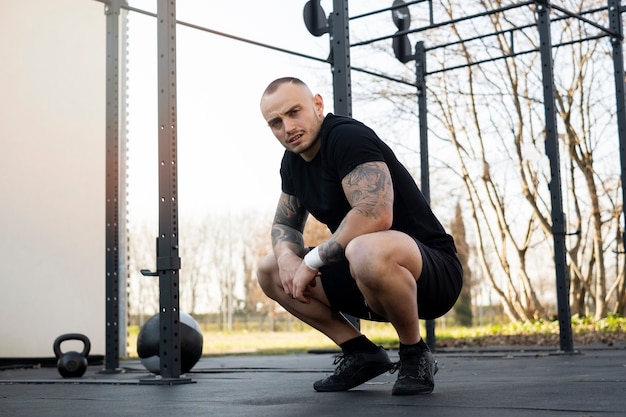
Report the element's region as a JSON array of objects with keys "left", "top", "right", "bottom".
[
  {"left": 390, "top": 357, "right": 438, "bottom": 379},
  {"left": 332, "top": 353, "right": 357, "bottom": 375}
]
